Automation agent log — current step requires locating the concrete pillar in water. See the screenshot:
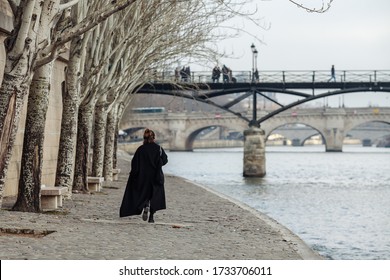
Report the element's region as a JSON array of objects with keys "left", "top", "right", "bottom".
[{"left": 243, "top": 127, "right": 266, "bottom": 177}]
